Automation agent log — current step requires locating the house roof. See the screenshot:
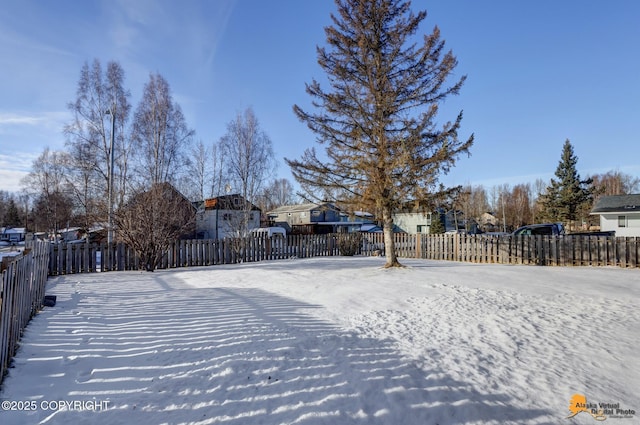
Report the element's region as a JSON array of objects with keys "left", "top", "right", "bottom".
[
  {"left": 590, "top": 194, "right": 640, "bottom": 214},
  {"left": 202, "top": 194, "right": 260, "bottom": 211},
  {"left": 268, "top": 202, "right": 339, "bottom": 215},
  {"left": 2, "top": 227, "right": 26, "bottom": 234}
]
